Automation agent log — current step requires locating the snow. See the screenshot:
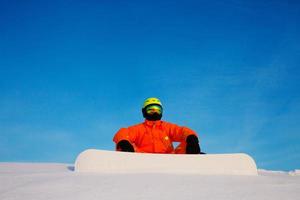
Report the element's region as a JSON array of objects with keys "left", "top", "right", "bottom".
[{"left": 0, "top": 163, "right": 299, "bottom": 200}]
